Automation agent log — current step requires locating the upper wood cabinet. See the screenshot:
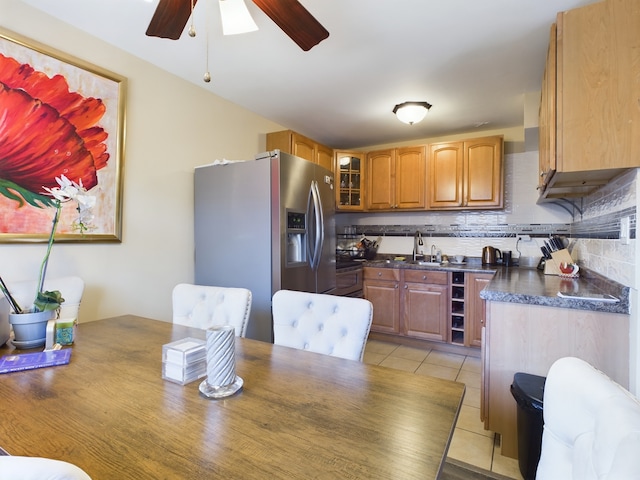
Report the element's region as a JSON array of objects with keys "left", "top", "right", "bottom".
[
  {"left": 266, "top": 130, "right": 334, "bottom": 172},
  {"left": 335, "top": 151, "right": 365, "bottom": 211},
  {"left": 366, "top": 146, "right": 426, "bottom": 211},
  {"left": 538, "top": 23, "right": 557, "bottom": 191},
  {"left": 428, "top": 135, "right": 503, "bottom": 210},
  {"left": 538, "top": 0, "right": 640, "bottom": 200},
  {"left": 316, "top": 144, "right": 334, "bottom": 173}
]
